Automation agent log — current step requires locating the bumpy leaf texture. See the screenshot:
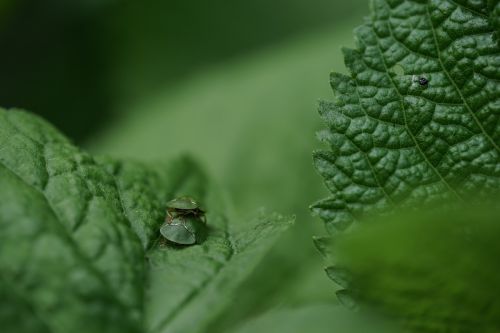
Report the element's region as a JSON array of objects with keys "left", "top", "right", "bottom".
[
  {"left": 312, "top": 0, "right": 500, "bottom": 233},
  {"left": 489, "top": 0, "right": 500, "bottom": 41},
  {"left": 0, "top": 109, "right": 292, "bottom": 333}
]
